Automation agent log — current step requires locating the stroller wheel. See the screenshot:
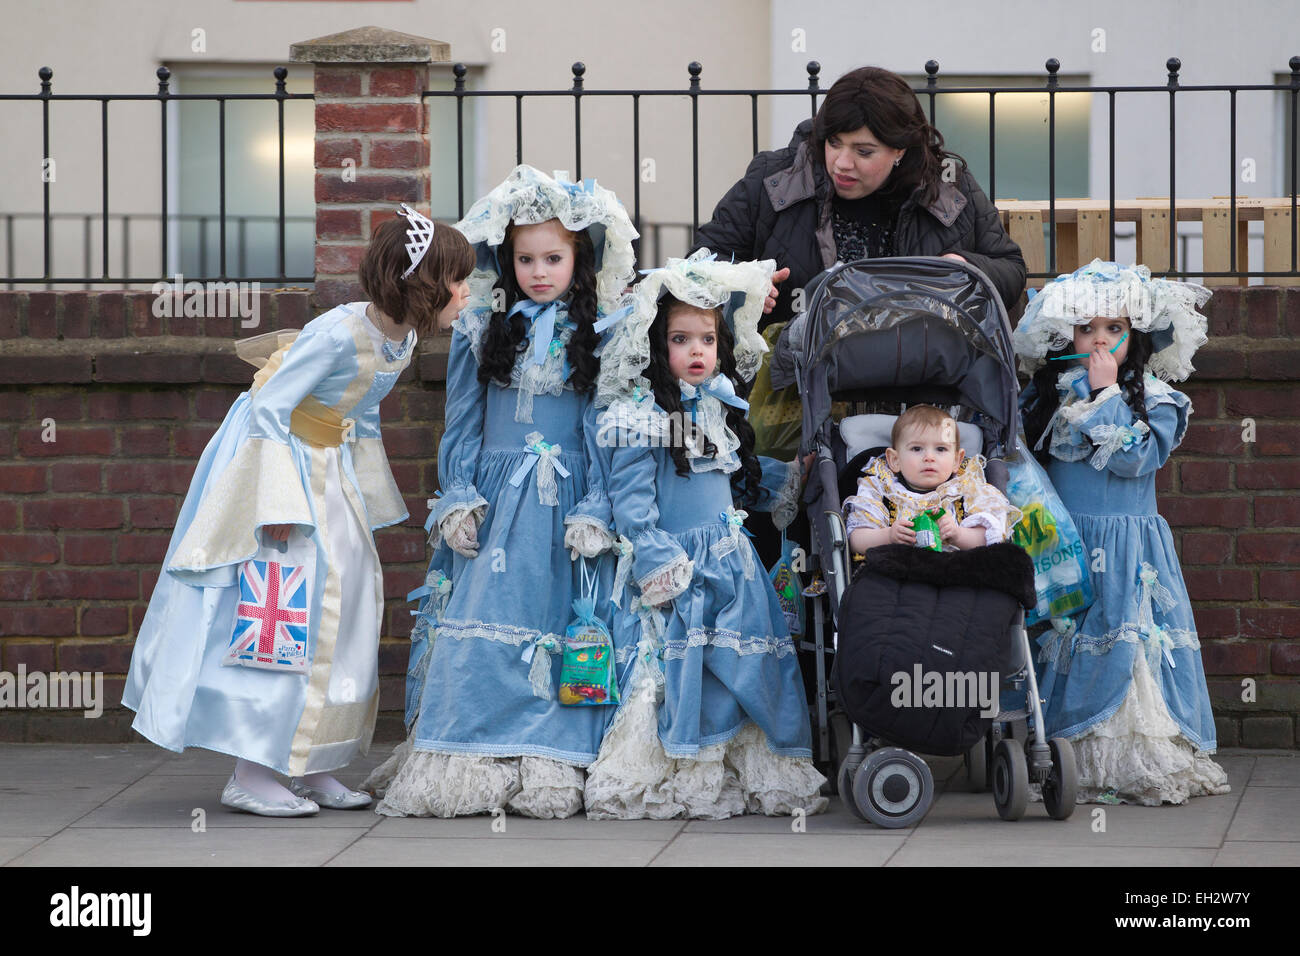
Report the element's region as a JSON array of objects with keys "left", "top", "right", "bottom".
[
  {"left": 852, "top": 747, "right": 934, "bottom": 829},
  {"left": 1042, "top": 738, "right": 1078, "bottom": 820},
  {"left": 965, "top": 735, "right": 988, "bottom": 792},
  {"left": 992, "top": 738, "right": 1029, "bottom": 821}
]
